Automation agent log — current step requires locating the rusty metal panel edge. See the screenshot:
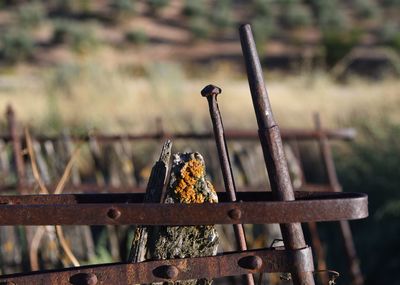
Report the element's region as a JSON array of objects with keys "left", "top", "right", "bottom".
[{"left": 0, "top": 247, "right": 314, "bottom": 284}]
